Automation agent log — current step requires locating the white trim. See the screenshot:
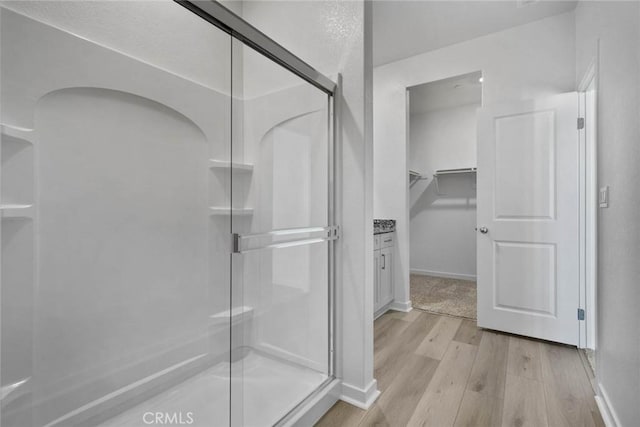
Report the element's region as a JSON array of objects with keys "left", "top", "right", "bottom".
[
  {"left": 286, "top": 379, "right": 341, "bottom": 427},
  {"left": 577, "top": 49, "right": 599, "bottom": 350},
  {"left": 578, "top": 57, "right": 597, "bottom": 92},
  {"left": 339, "top": 379, "right": 380, "bottom": 410},
  {"left": 578, "top": 89, "right": 587, "bottom": 348},
  {"left": 374, "top": 301, "right": 393, "bottom": 319},
  {"left": 389, "top": 300, "right": 412, "bottom": 312},
  {"left": 374, "top": 300, "right": 412, "bottom": 319},
  {"left": 411, "top": 268, "right": 476, "bottom": 281},
  {"left": 595, "top": 383, "right": 621, "bottom": 427}
]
